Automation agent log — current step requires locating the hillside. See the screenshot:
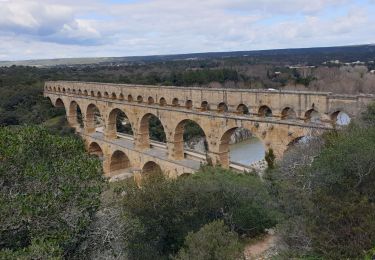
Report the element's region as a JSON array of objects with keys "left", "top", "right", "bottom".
[{"left": 1, "top": 44, "right": 375, "bottom": 67}]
